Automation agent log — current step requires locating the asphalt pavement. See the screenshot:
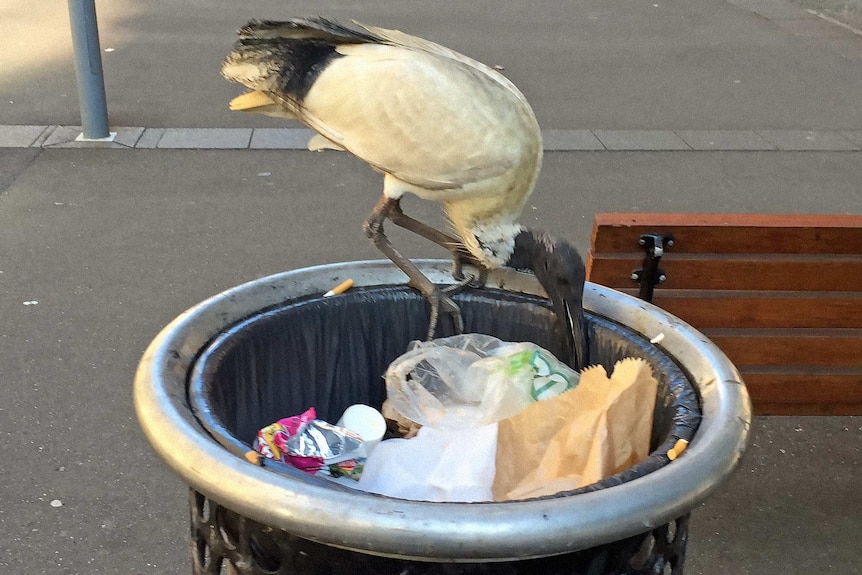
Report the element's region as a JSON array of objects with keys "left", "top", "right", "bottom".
[{"left": 0, "top": 0, "right": 860, "bottom": 573}]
